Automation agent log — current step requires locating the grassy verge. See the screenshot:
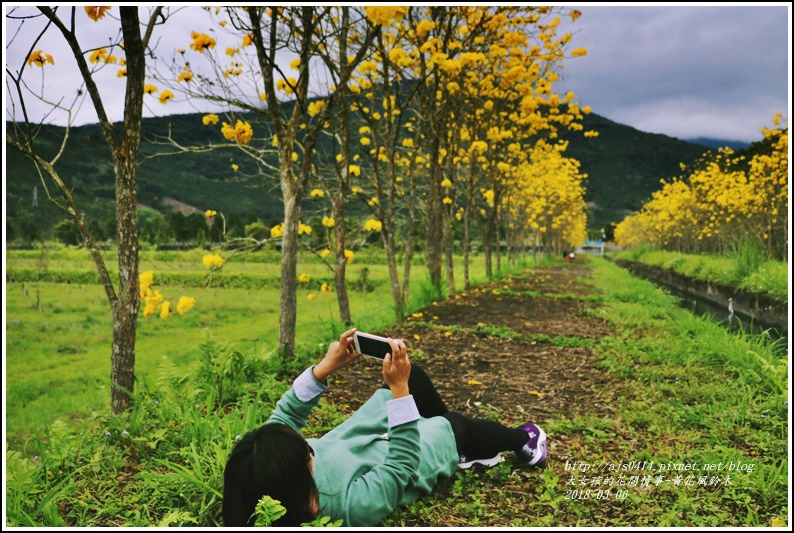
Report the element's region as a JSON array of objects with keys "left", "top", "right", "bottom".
[
  {"left": 5, "top": 254, "right": 788, "bottom": 527},
  {"left": 385, "top": 256, "right": 788, "bottom": 527},
  {"left": 609, "top": 246, "right": 788, "bottom": 300},
  {"left": 5, "top": 250, "right": 538, "bottom": 447}
]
